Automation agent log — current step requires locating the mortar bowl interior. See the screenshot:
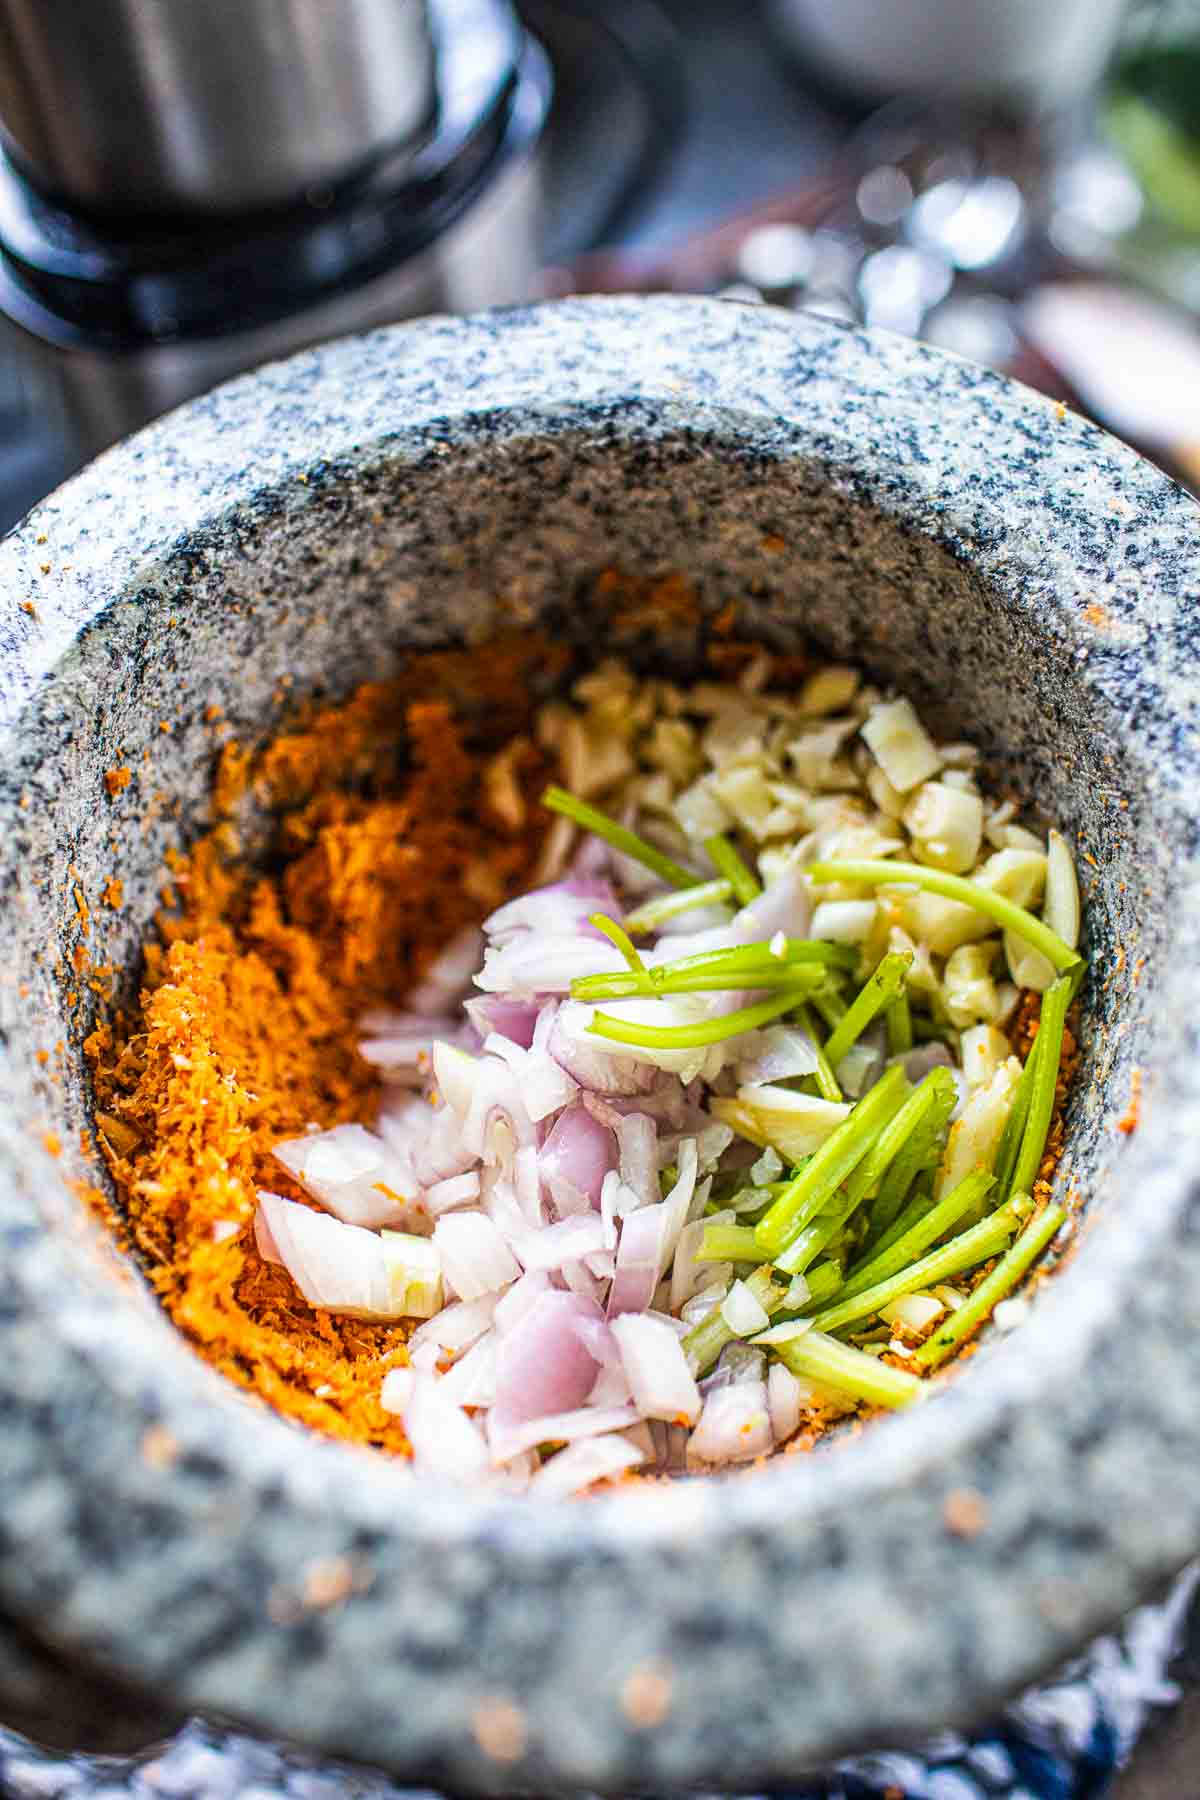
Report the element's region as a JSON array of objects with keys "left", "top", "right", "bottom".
[{"left": 1, "top": 297, "right": 1199, "bottom": 1793}]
